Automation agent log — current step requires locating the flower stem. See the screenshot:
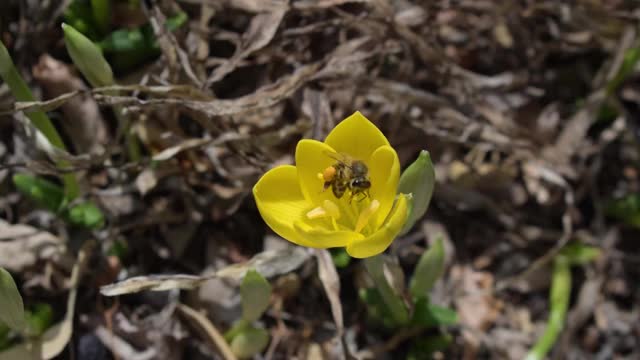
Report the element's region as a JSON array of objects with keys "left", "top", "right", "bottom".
[
  {"left": 525, "top": 255, "right": 571, "bottom": 360},
  {"left": 363, "top": 255, "right": 409, "bottom": 325}
]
